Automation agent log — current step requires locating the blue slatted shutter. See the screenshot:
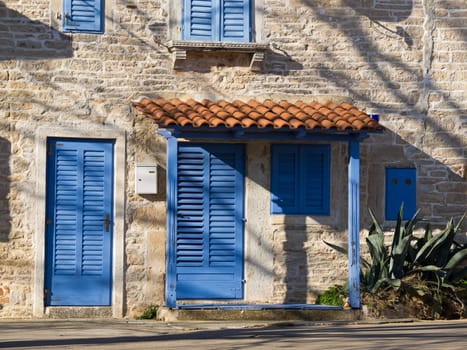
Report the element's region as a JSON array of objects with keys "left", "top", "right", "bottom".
[
  {"left": 176, "top": 144, "right": 244, "bottom": 299},
  {"left": 63, "top": 0, "right": 103, "bottom": 33},
  {"left": 271, "top": 144, "right": 330, "bottom": 215},
  {"left": 183, "top": 0, "right": 217, "bottom": 41},
  {"left": 301, "top": 146, "right": 330, "bottom": 215},
  {"left": 53, "top": 147, "right": 80, "bottom": 275},
  {"left": 271, "top": 145, "right": 299, "bottom": 211},
  {"left": 183, "top": 0, "right": 250, "bottom": 42},
  {"left": 221, "top": 0, "right": 250, "bottom": 41},
  {"left": 46, "top": 139, "right": 113, "bottom": 306}
]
